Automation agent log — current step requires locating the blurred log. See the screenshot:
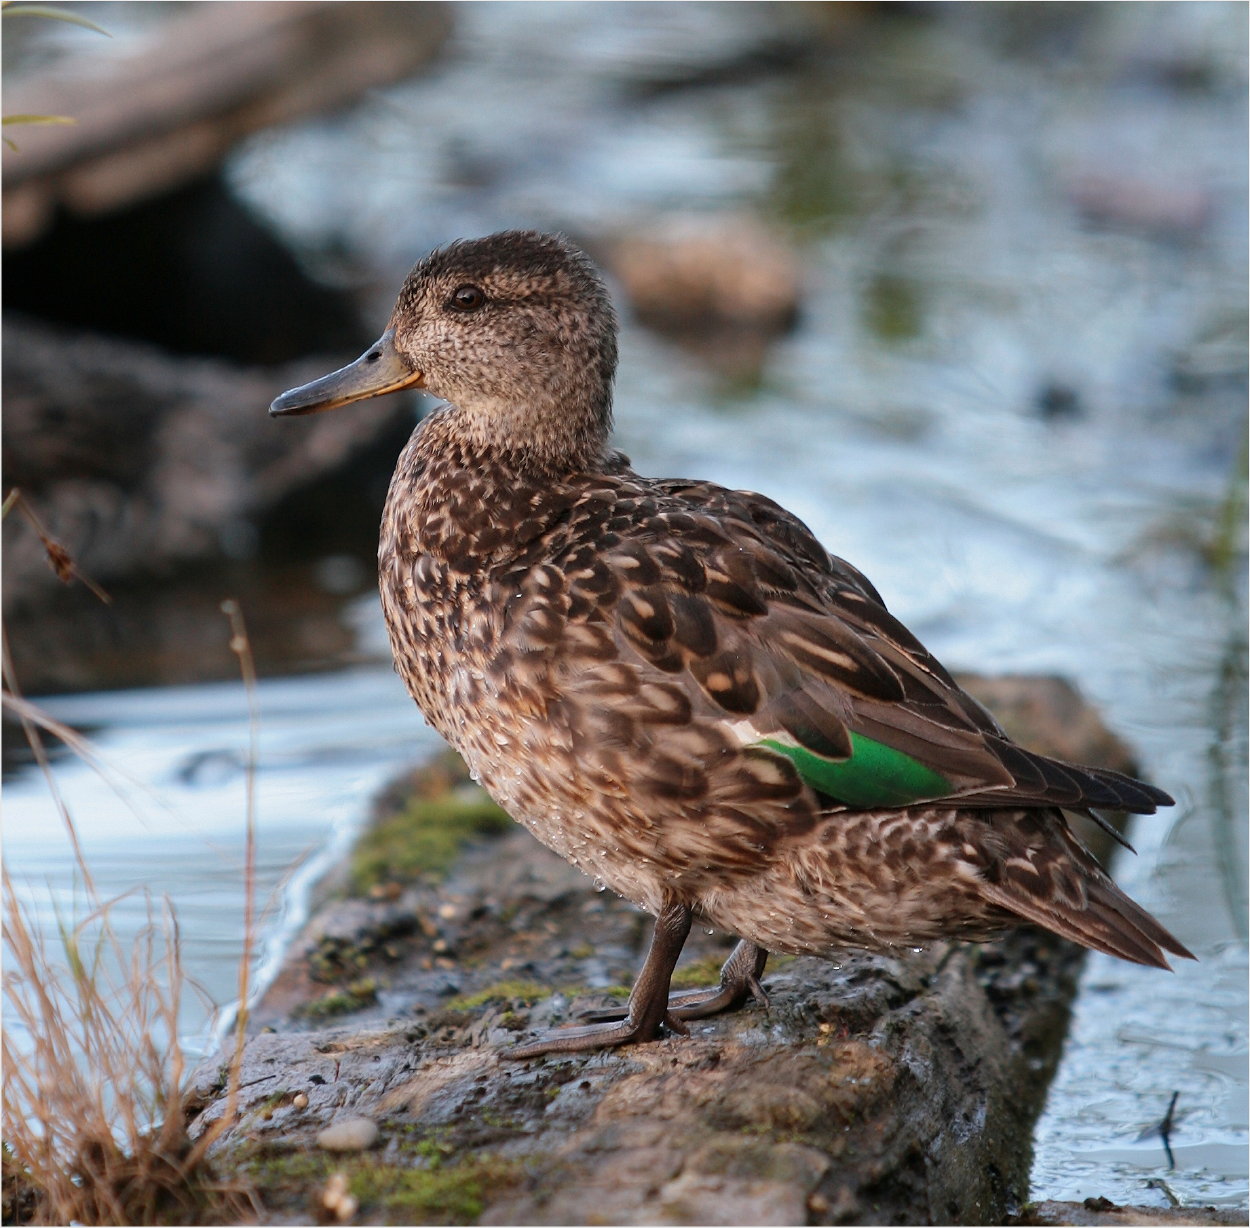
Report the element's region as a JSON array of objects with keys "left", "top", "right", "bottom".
[
  {"left": 2, "top": 1, "right": 453, "bottom": 247},
  {"left": 1, "top": 314, "right": 415, "bottom": 613}
]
